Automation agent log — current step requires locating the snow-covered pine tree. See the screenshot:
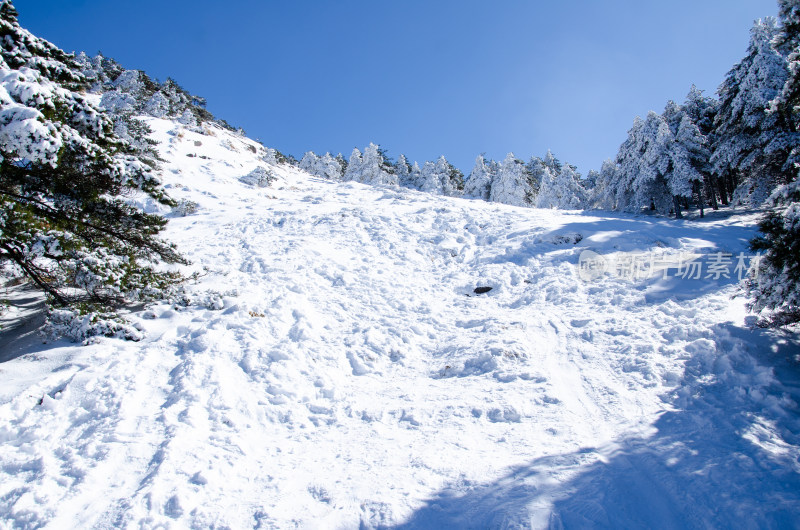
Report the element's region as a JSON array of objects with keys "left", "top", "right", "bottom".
[
  {"left": 662, "top": 100, "right": 709, "bottom": 217},
  {"left": 301, "top": 151, "right": 346, "bottom": 181},
  {"left": 525, "top": 157, "right": 545, "bottom": 196},
  {"left": 0, "top": 1, "right": 185, "bottom": 315},
  {"left": 417, "top": 160, "right": 443, "bottom": 194},
  {"left": 344, "top": 147, "right": 363, "bottom": 181},
  {"left": 711, "top": 18, "right": 797, "bottom": 206},
  {"left": 533, "top": 164, "right": 557, "bottom": 209},
  {"left": 604, "top": 117, "right": 644, "bottom": 212},
  {"left": 772, "top": 0, "right": 800, "bottom": 128},
  {"left": 610, "top": 113, "right": 669, "bottom": 214},
  {"left": 408, "top": 161, "right": 422, "bottom": 190},
  {"left": 674, "top": 113, "right": 711, "bottom": 216},
  {"left": 747, "top": 1, "right": 800, "bottom": 327},
  {"left": 300, "top": 151, "right": 319, "bottom": 174},
  {"left": 359, "top": 143, "right": 397, "bottom": 186},
  {"left": 748, "top": 180, "right": 800, "bottom": 326},
  {"left": 610, "top": 109, "right": 699, "bottom": 217},
  {"left": 542, "top": 149, "right": 562, "bottom": 174},
  {"left": 440, "top": 156, "right": 464, "bottom": 196},
  {"left": 343, "top": 143, "right": 397, "bottom": 186},
  {"left": 597, "top": 91, "right": 718, "bottom": 217},
  {"left": 592, "top": 159, "right": 622, "bottom": 210},
  {"left": 415, "top": 156, "right": 463, "bottom": 196},
  {"left": 76, "top": 51, "right": 225, "bottom": 138},
  {"left": 643, "top": 111, "right": 683, "bottom": 215},
  {"left": 534, "top": 150, "right": 591, "bottom": 209},
  {"left": 536, "top": 162, "right": 586, "bottom": 209},
  {"left": 262, "top": 147, "right": 281, "bottom": 166},
  {"left": 489, "top": 153, "right": 535, "bottom": 207},
  {"left": 463, "top": 154, "right": 495, "bottom": 200},
  {"left": 683, "top": 85, "right": 721, "bottom": 210},
  {"left": 334, "top": 153, "right": 348, "bottom": 176},
  {"left": 394, "top": 154, "right": 414, "bottom": 188},
  {"left": 583, "top": 169, "right": 599, "bottom": 197},
  {"left": 320, "top": 152, "right": 346, "bottom": 181}
]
